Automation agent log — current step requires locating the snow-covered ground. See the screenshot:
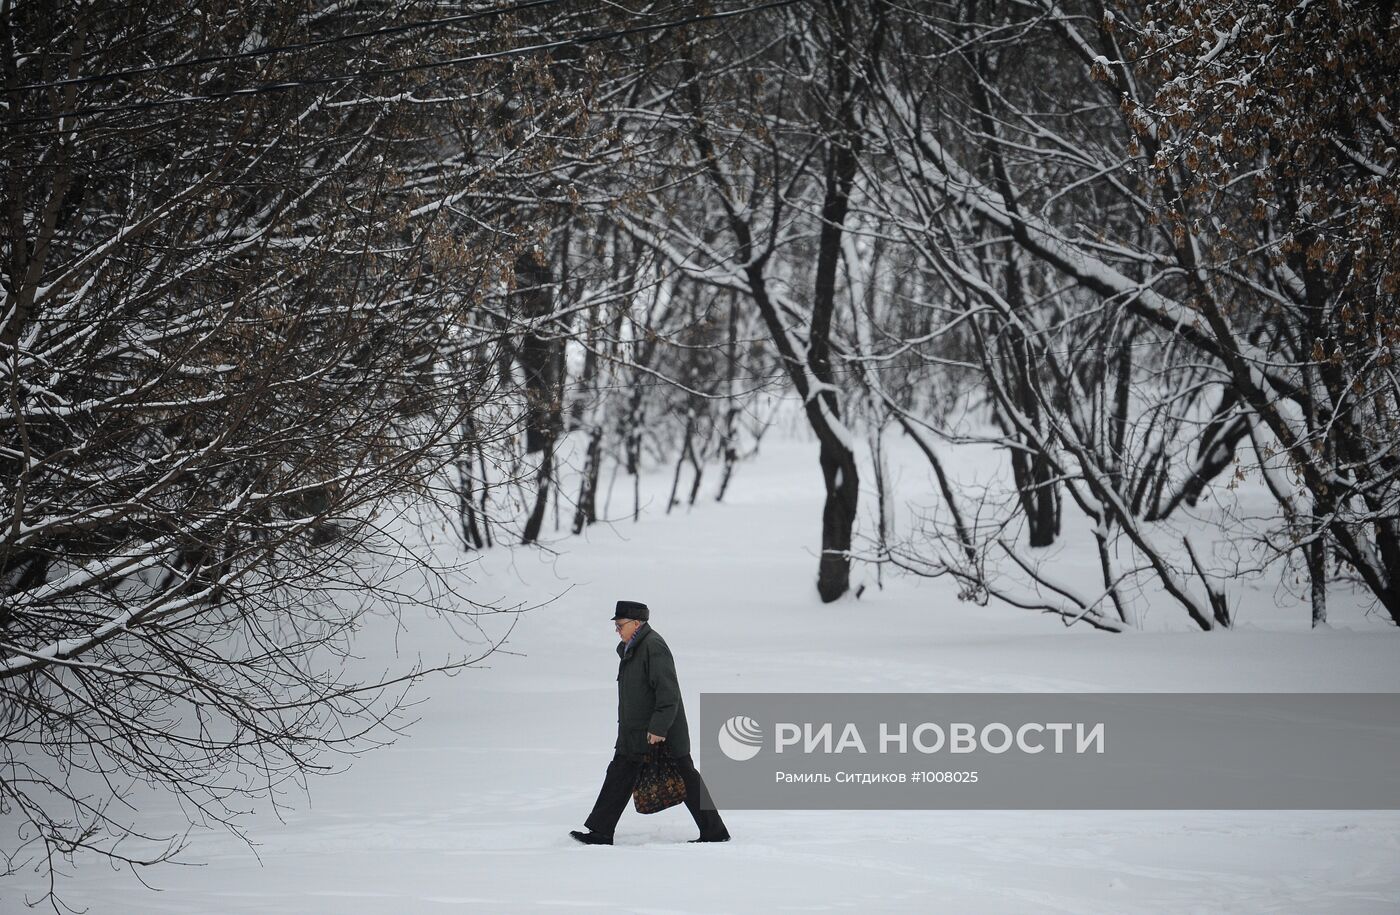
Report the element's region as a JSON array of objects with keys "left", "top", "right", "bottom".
[{"left": 6, "top": 433, "right": 1400, "bottom": 913}]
